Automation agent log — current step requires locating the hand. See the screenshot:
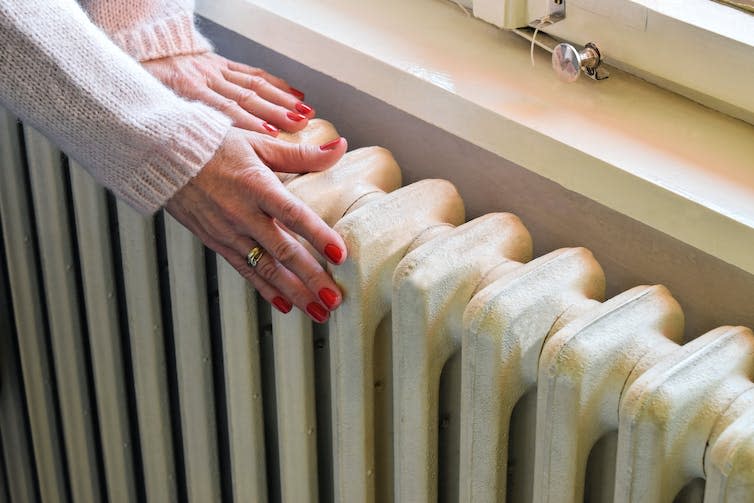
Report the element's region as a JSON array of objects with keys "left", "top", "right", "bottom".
[
  {"left": 166, "top": 128, "right": 348, "bottom": 323},
  {"left": 144, "top": 52, "right": 314, "bottom": 136}
]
